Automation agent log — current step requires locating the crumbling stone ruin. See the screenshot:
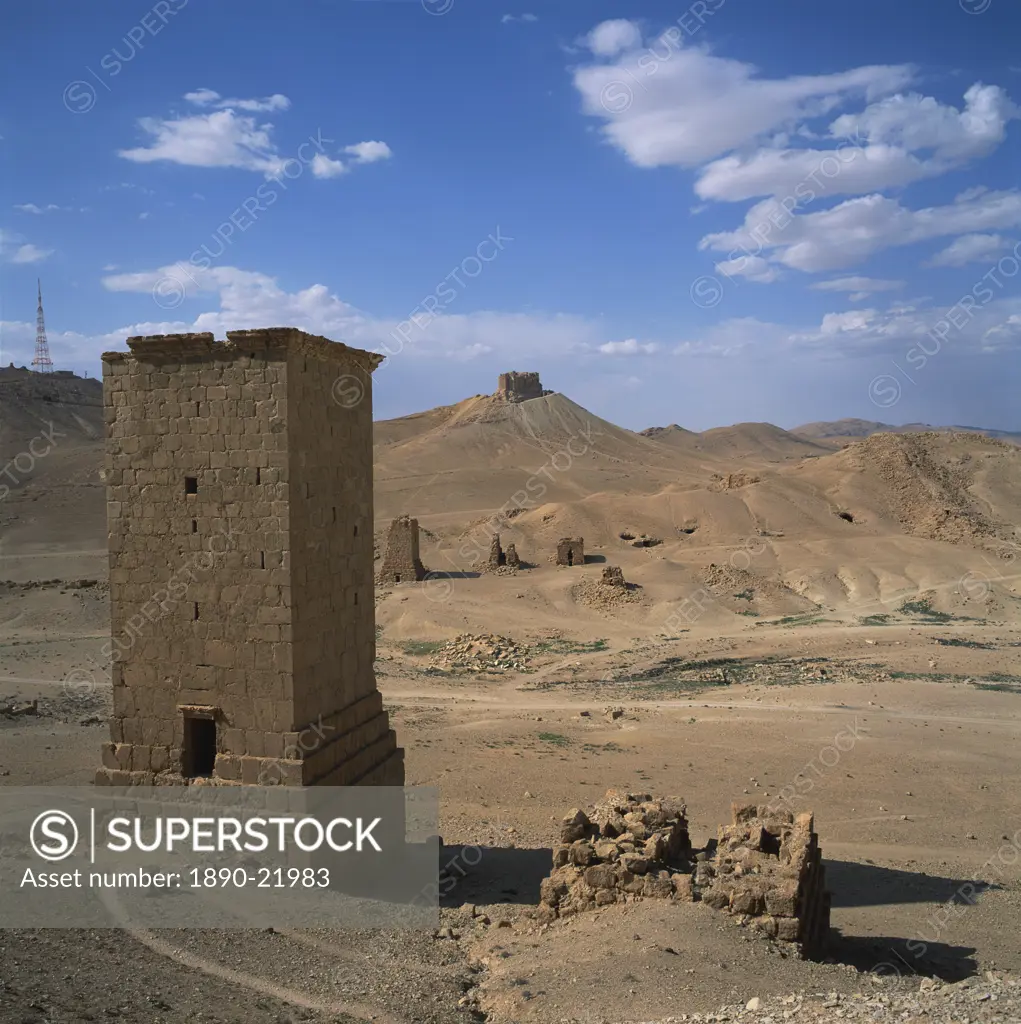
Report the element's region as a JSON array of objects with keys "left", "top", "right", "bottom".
[
  {"left": 700, "top": 803, "right": 830, "bottom": 957},
  {"left": 538, "top": 790, "right": 694, "bottom": 922},
  {"left": 96, "top": 328, "right": 403, "bottom": 787},
  {"left": 556, "top": 537, "right": 584, "bottom": 566},
  {"left": 495, "top": 371, "right": 544, "bottom": 403},
  {"left": 538, "top": 792, "right": 830, "bottom": 959},
  {"left": 601, "top": 565, "right": 626, "bottom": 587},
  {"left": 377, "top": 514, "right": 426, "bottom": 584},
  {"left": 477, "top": 533, "right": 523, "bottom": 573},
  {"left": 488, "top": 534, "right": 505, "bottom": 569},
  {"left": 710, "top": 471, "right": 761, "bottom": 492},
  {"left": 574, "top": 564, "right": 642, "bottom": 610}
]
